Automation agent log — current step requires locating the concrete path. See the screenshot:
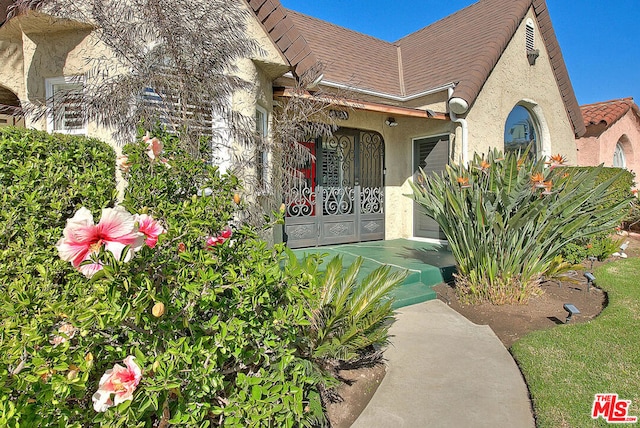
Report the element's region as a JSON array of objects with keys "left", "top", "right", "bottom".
[{"left": 352, "top": 300, "right": 535, "bottom": 428}]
